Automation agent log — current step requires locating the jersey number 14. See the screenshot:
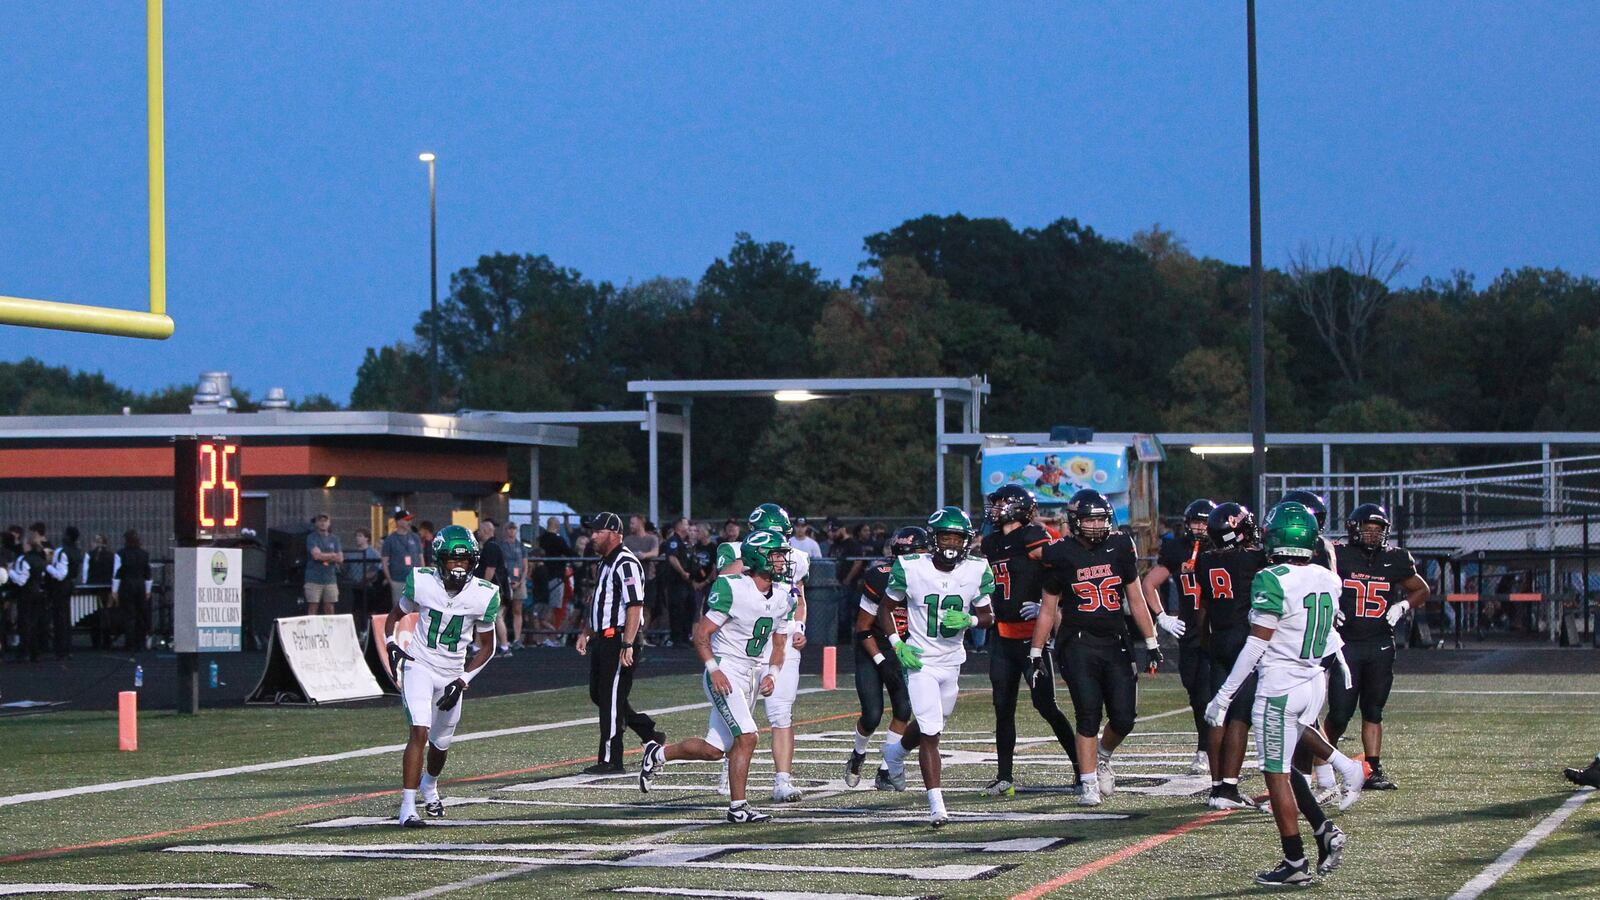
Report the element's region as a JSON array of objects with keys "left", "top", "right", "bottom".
[{"left": 423, "top": 609, "right": 466, "bottom": 652}]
